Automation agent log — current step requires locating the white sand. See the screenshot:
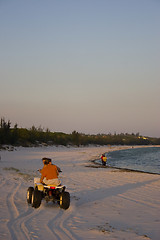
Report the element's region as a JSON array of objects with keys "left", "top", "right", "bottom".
[{"left": 0, "top": 145, "right": 160, "bottom": 240}]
